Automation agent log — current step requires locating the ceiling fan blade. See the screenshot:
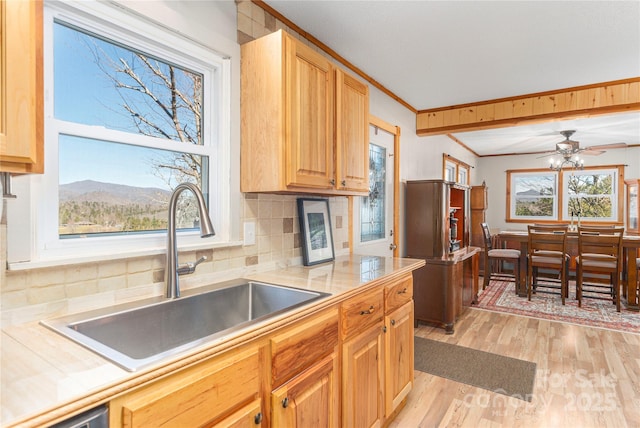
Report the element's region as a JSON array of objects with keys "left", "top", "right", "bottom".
[
  {"left": 579, "top": 149, "right": 605, "bottom": 156},
  {"left": 585, "top": 142, "right": 627, "bottom": 150}
]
